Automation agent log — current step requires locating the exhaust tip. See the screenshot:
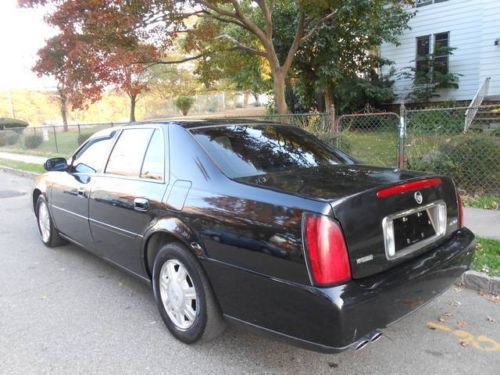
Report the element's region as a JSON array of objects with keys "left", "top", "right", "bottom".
[
  {"left": 355, "top": 340, "right": 369, "bottom": 351},
  {"left": 370, "top": 332, "right": 383, "bottom": 342}
]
